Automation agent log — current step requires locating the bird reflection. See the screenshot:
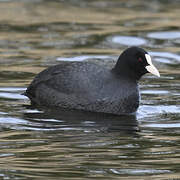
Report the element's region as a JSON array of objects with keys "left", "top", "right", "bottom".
[{"left": 23, "top": 105, "right": 139, "bottom": 133}]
